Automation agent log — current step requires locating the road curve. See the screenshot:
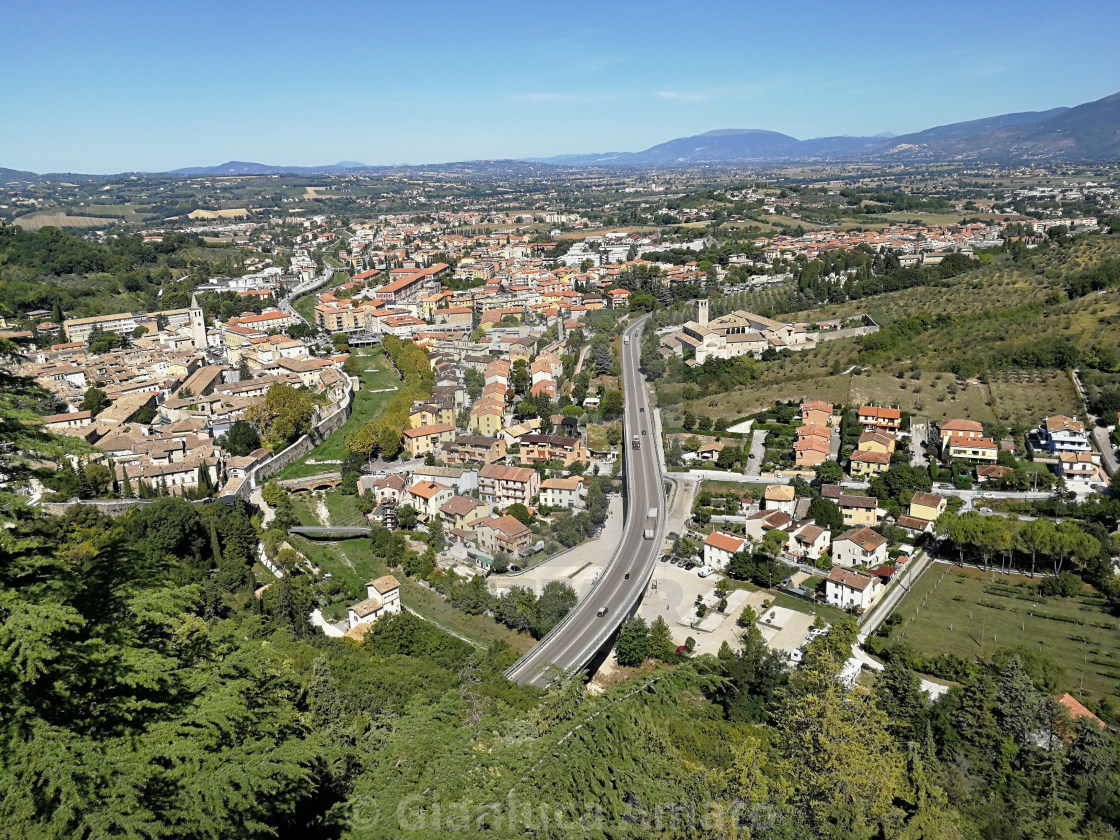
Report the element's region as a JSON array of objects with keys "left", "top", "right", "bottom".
[{"left": 506, "top": 316, "right": 665, "bottom": 687}]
